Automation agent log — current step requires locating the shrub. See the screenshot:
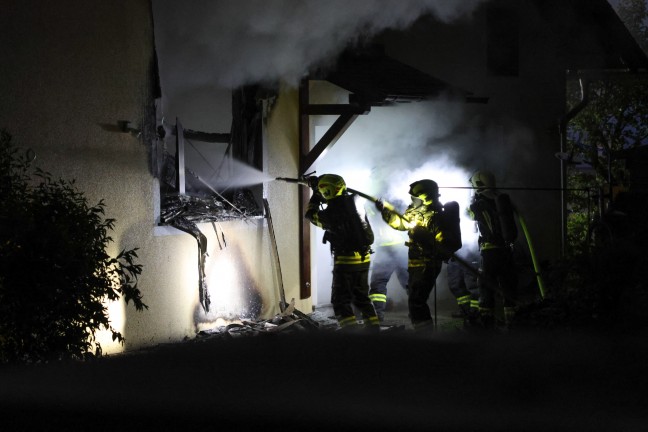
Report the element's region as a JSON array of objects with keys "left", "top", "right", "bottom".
[{"left": 0, "top": 130, "right": 147, "bottom": 363}]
